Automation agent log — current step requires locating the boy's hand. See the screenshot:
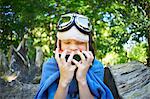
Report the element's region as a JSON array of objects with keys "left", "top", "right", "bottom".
[
  {"left": 55, "top": 48, "right": 77, "bottom": 87},
  {"left": 72, "top": 51, "right": 94, "bottom": 82}
]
